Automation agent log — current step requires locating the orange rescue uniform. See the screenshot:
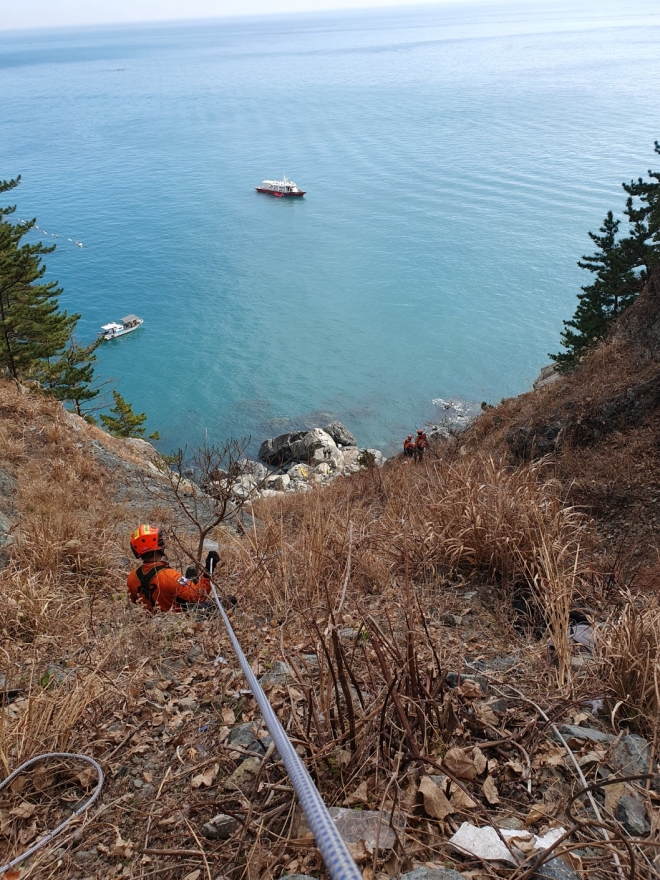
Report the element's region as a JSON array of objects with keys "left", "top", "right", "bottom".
[{"left": 127, "top": 561, "right": 212, "bottom": 613}]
